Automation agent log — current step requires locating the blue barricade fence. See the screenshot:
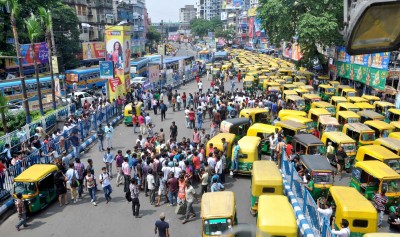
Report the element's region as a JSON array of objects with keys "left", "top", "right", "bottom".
[{"left": 280, "top": 151, "right": 336, "bottom": 237}]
